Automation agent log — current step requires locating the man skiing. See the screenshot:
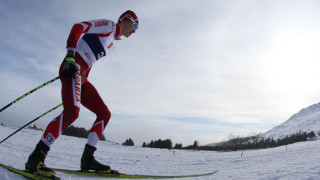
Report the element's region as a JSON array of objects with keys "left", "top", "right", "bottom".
[{"left": 25, "top": 10, "right": 139, "bottom": 178}]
